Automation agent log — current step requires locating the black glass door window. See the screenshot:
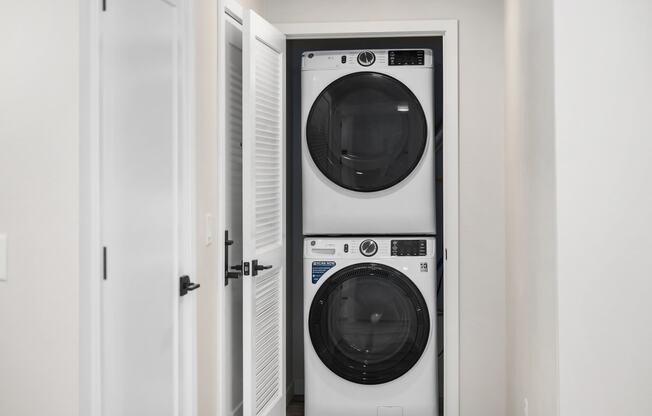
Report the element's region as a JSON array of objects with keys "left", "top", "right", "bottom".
[
  {"left": 308, "top": 263, "right": 430, "bottom": 385},
  {"left": 306, "top": 72, "right": 428, "bottom": 192}
]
